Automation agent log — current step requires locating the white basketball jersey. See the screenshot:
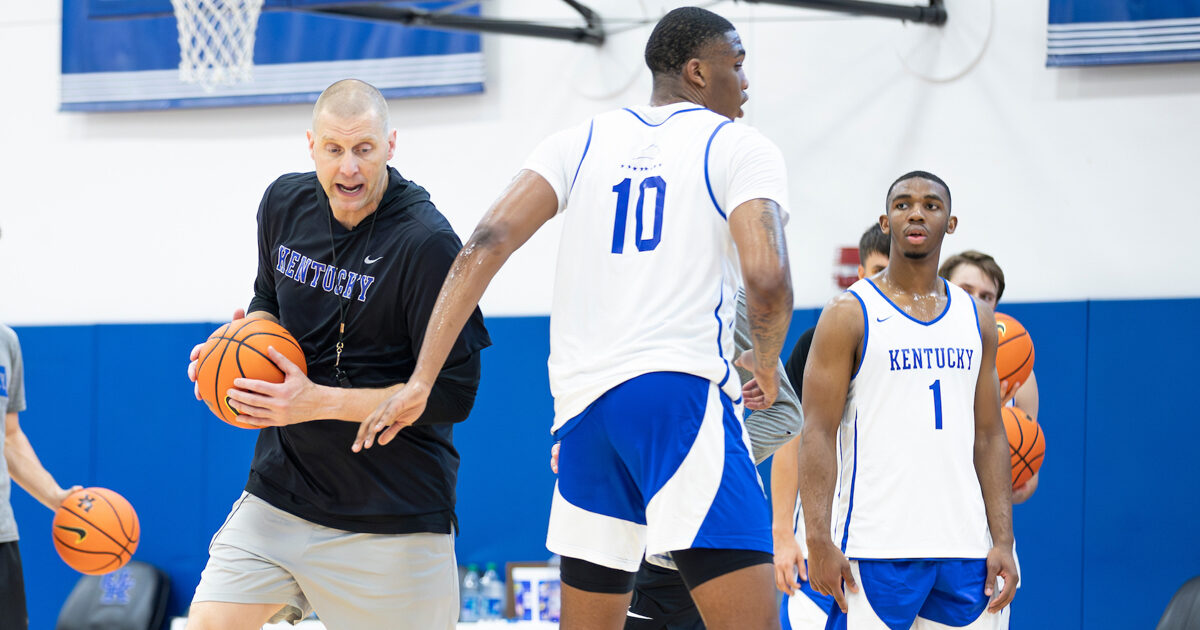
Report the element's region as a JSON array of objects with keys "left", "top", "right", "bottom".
[
  {"left": 832, "top": 277, "right": 992, "bottom": 559},
  {"left": 522, "top": 102, "right": 789, "bottom": 431}
]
